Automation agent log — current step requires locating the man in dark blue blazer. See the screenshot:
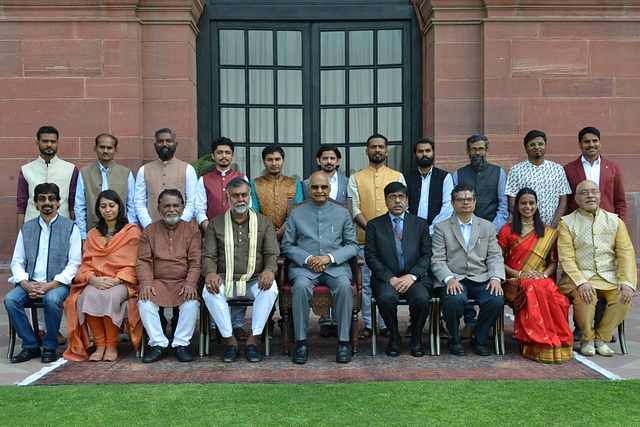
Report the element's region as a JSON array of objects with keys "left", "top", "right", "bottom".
[{"left": 365, "top": 182, "right": 433, "bottom": 357}]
